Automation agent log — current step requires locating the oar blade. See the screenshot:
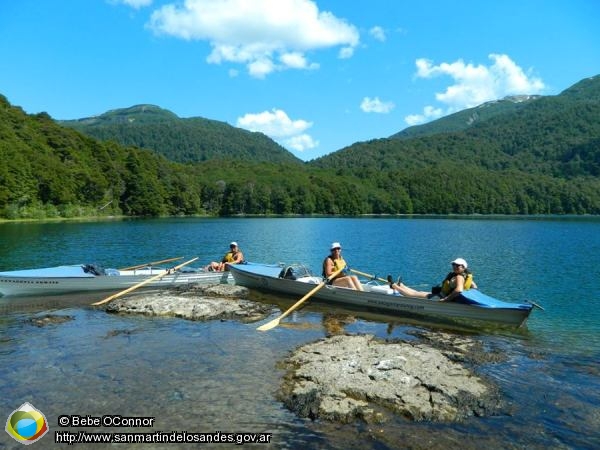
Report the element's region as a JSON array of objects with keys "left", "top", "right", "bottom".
[
  {"left": 256, "top": 267, "right": 343, "bottom": 332},
  {"left": 256, "top": 319, "right": 281, "bottom": 332}
]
